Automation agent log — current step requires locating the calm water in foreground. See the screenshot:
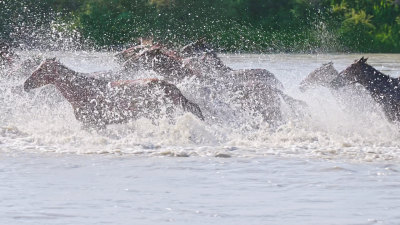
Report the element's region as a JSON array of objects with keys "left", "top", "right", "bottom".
[{"left": 1, "top": 53, "right": 400, "bottom": 224}]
